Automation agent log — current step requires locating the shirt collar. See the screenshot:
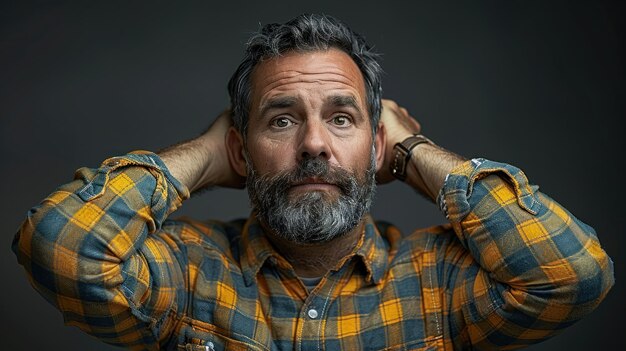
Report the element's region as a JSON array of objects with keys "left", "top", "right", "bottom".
[
  {"left": 240, "top": 214, "right": 390, "bottom": 287},
  {"left": 354, "top": 216, "right": 390, "bottom": 284}
]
